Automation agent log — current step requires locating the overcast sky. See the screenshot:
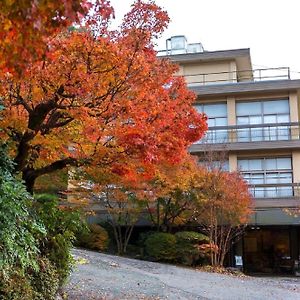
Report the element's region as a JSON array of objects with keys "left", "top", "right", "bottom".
[{"left": 109, "top": 0, "right": 300, "bottom": 79}]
